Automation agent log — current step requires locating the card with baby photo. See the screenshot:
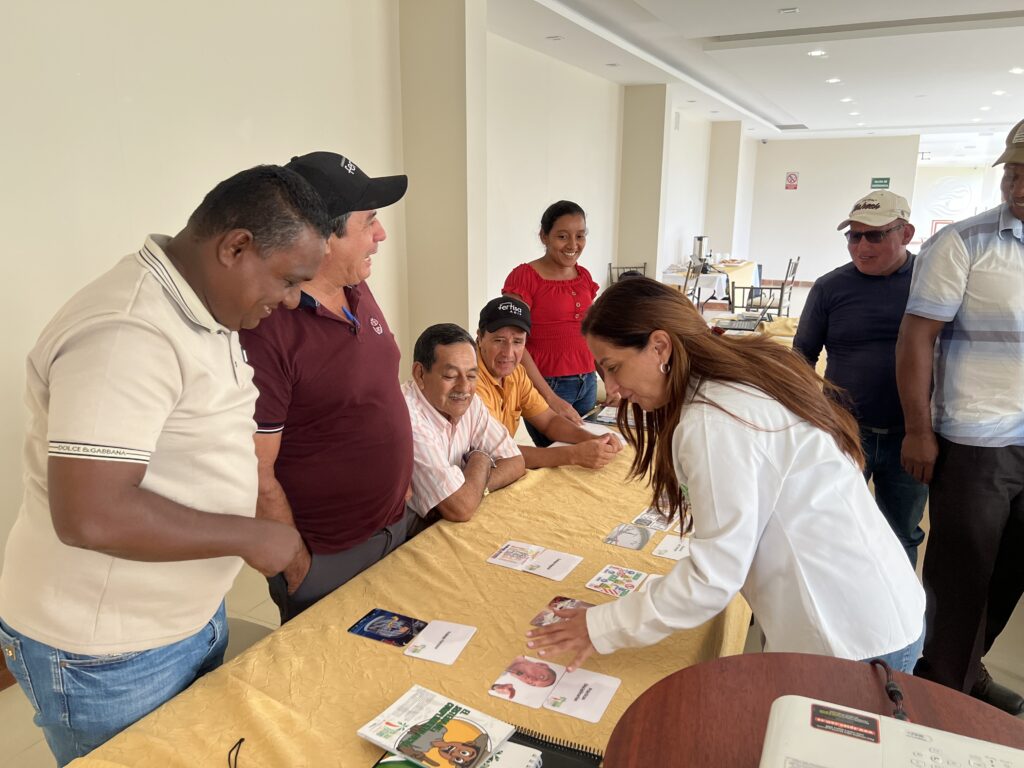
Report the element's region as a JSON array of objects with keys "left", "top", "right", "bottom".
[
  {"left": 603, "top": 523, "right": 652, "bottom": 550},
  {"left": 488, "top": 655, "right": 567, "bottom": 708},
  {"left": 529, "top": 595, "right": 596, "bottom": 627},
  {"left": 487, "top": 541, "right": 545, "bottom": 569},
  {"left": 585, "top": 564, "right": 647, "bottom": 598},
  {"left": 542, "top": 666, "right": 622, "bottom": 724},
  {"left": 652, "top": 534, "right": 691, "bottom": 560},
  {"left": 631, "top": 506, "right": 679, "bottom": 532}
]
